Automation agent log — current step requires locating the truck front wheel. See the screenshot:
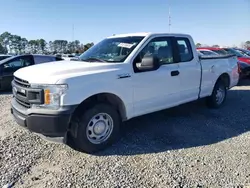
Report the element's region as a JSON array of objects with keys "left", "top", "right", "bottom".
[
  {"left": 71, "top": 103, "right": 121, "bottom": 153},
  {"left": 206, "top": 79, "right": 227, "bottom": 108}
]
